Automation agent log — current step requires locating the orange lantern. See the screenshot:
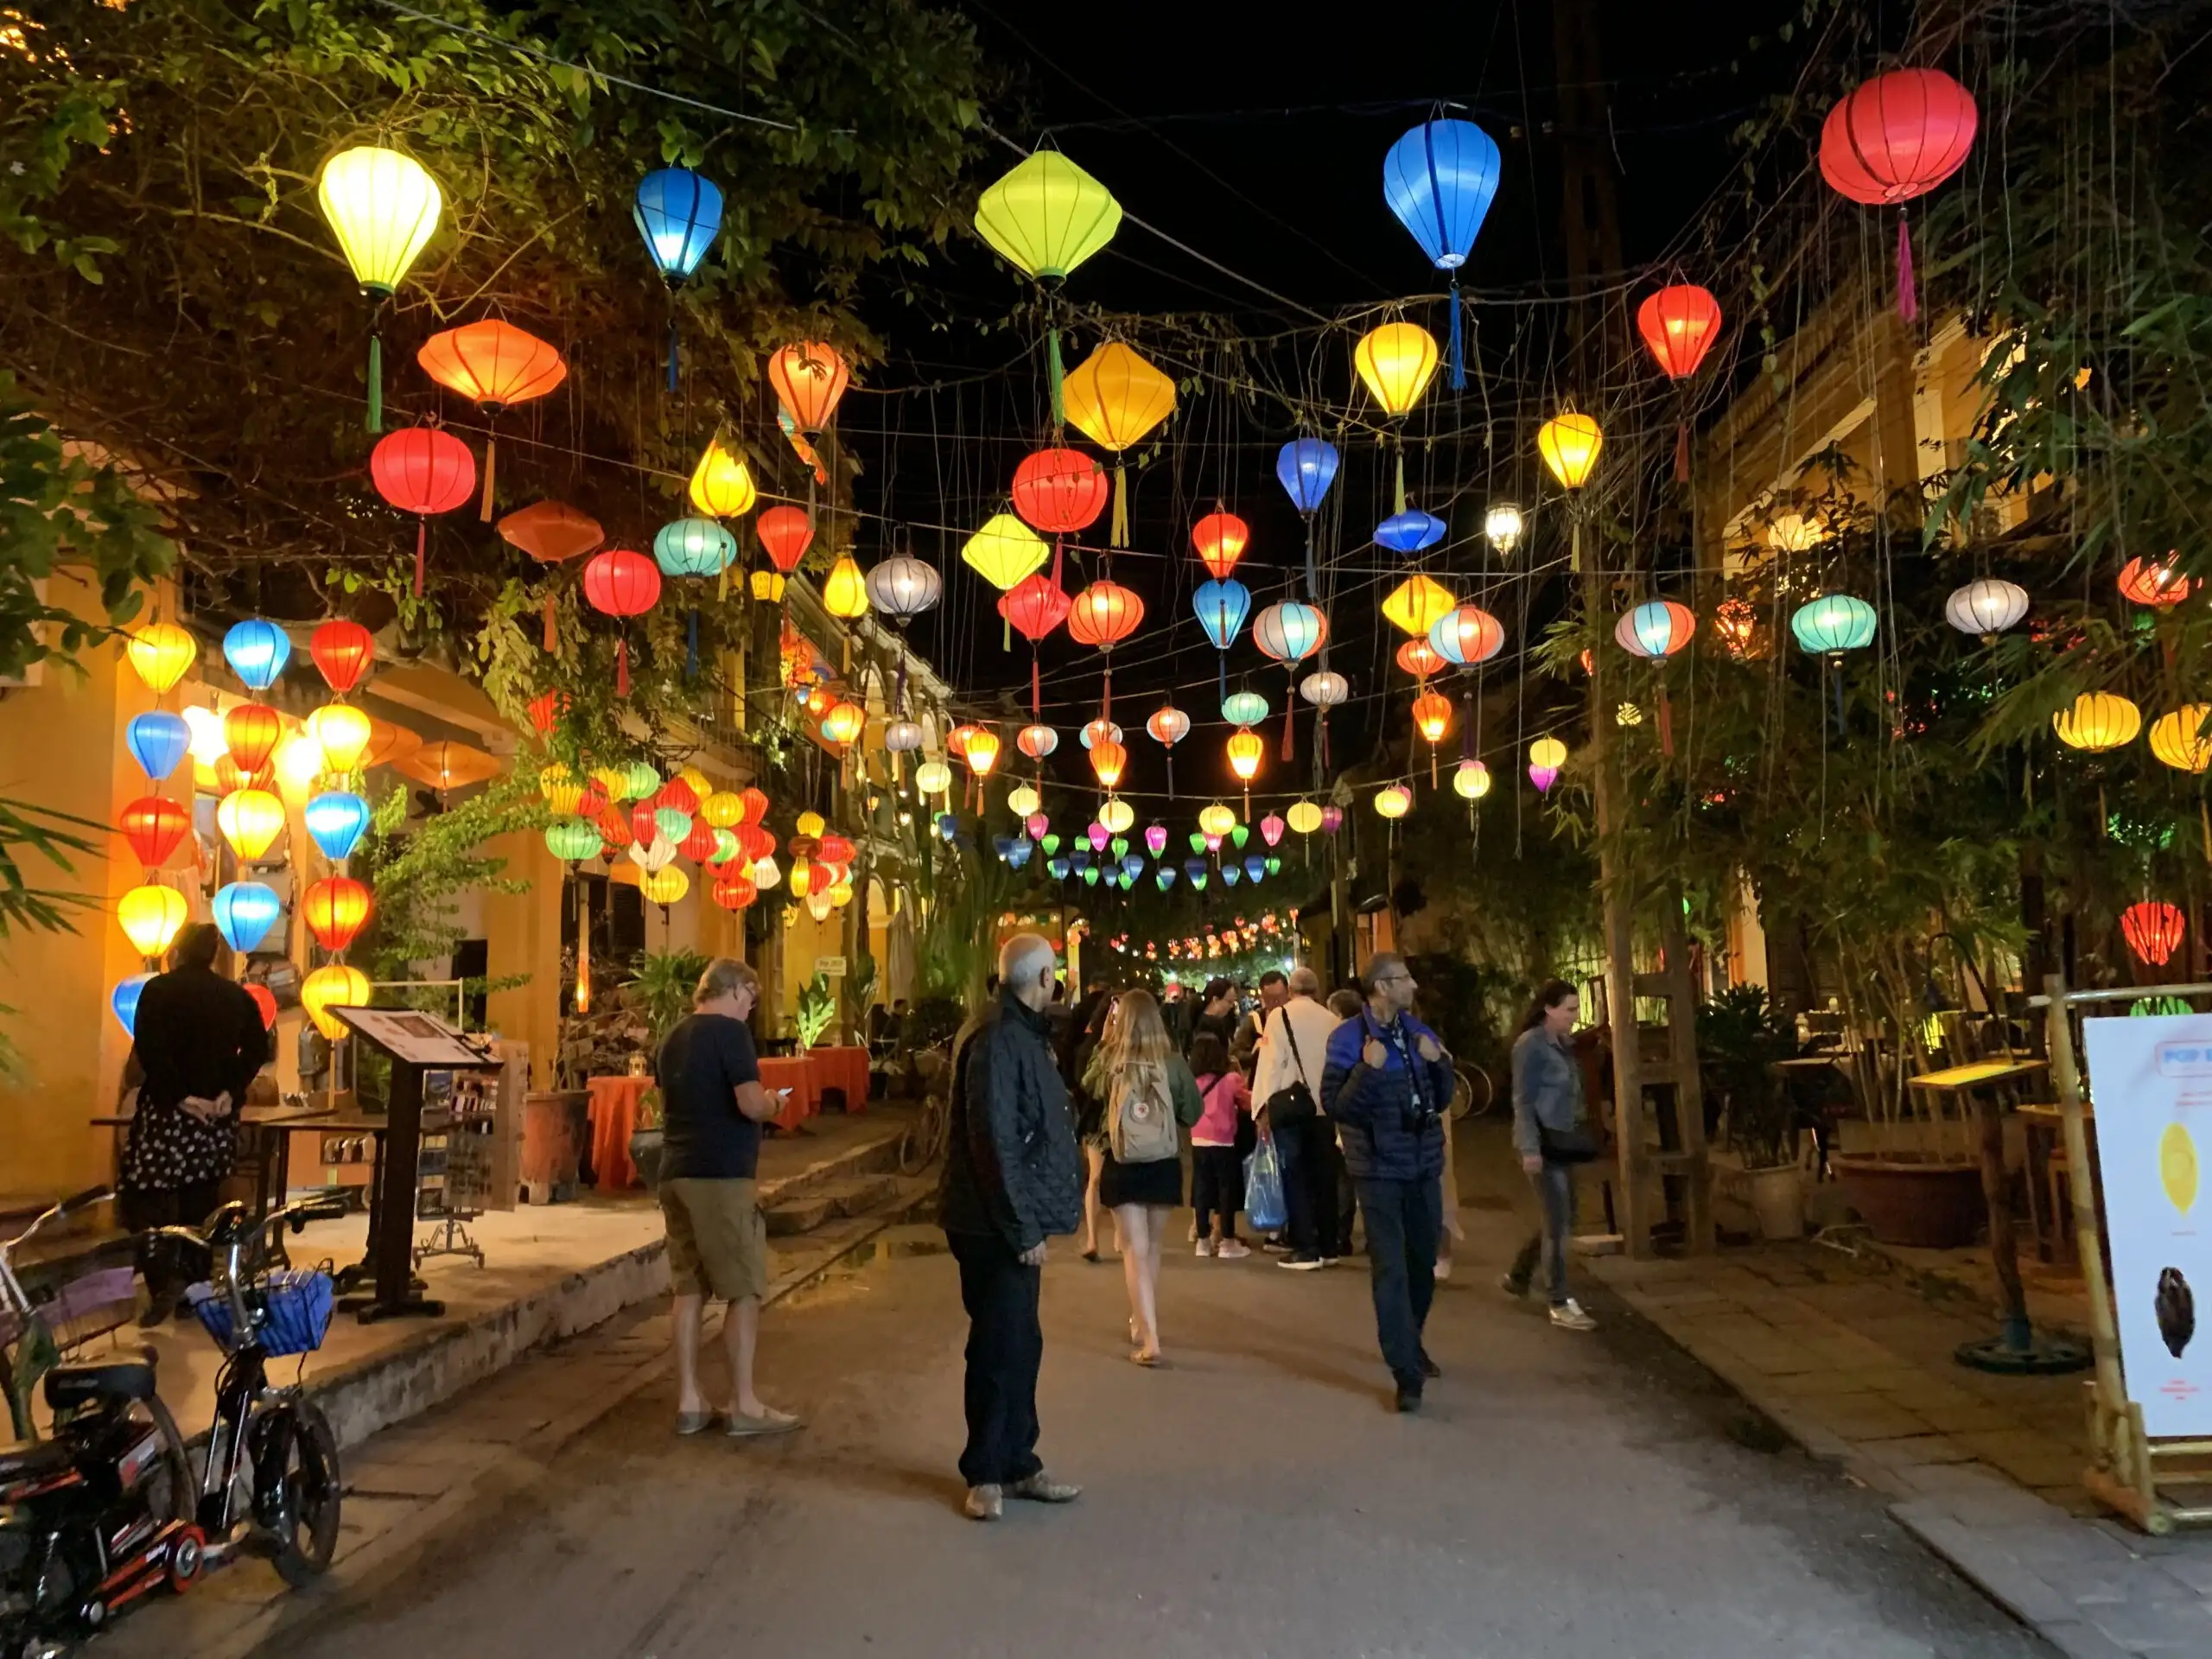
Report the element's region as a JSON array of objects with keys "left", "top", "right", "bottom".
[
  {"left": 710, "top": 870, "right": 758, "bottom": 911},
  {"left": 498, "top": 499, "right": 603, "bottom": 563},
  {"left": 1068, "top": 579, "right": 1145, "bottom": 711},
  {"left": 223, "top": 703, "right": 284, "bottom": 774},
  {"left": 2123, "top": 900, "right": 2187, "bottom": 968},
  {"left": 119, "top": 796, "right": 190, "bottom": 870},
  {"left": 416, "top": 320, "right": 568, "bottom": 518},
  {"left": 1395, "top": 638, "right": 1446, "bottom": 680},
  {"left": 767, "top": 341, "right": 850, "bottom": 434},
  {"left": 1413, "top": 689, "right": 1452, "bottom": 743},
  {"left": 1192, "top": 509, "right": 1249, "bottom": 581},
  {"left": 302, "top": 875, "right": 373, "bottom": 952},
  {"left": 1090, "top": 739, "right": 1128, "bottom": 791},
  {"left": 819, "top": 699, "right": 866, "bottom": 747},
  {"left": 2119, "top": 556, "right": 2193, "bottom": 607}
]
